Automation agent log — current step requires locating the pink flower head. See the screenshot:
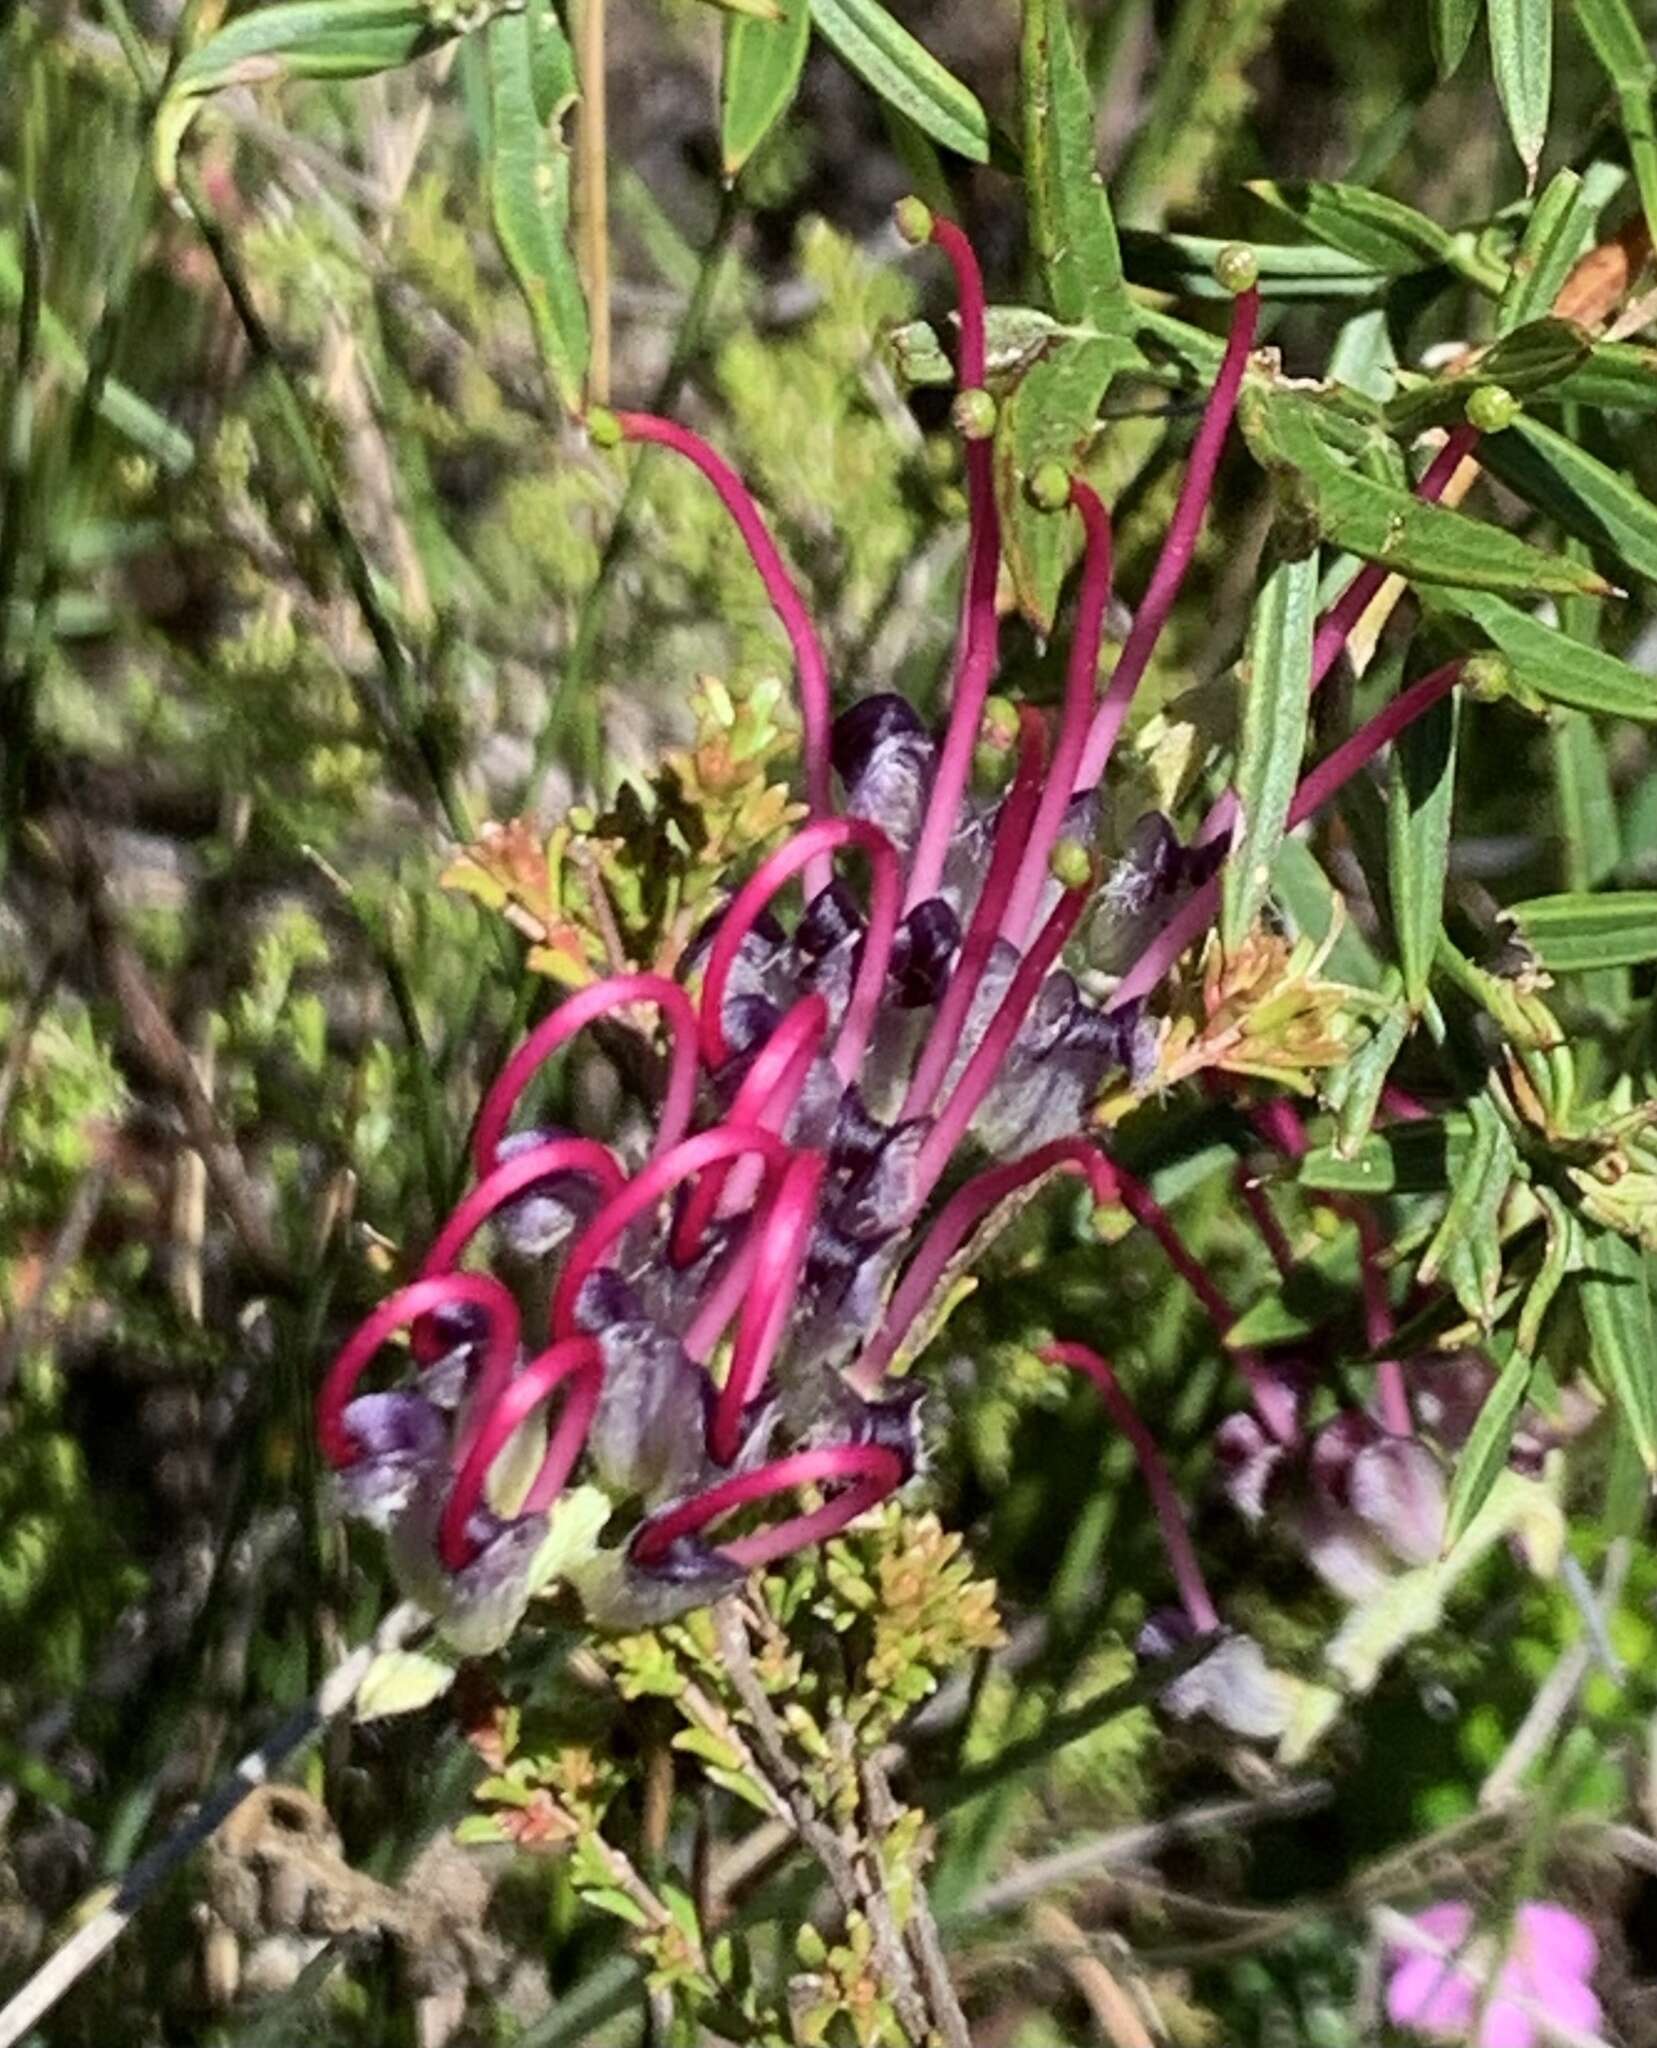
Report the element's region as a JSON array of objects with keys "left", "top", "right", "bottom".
[{"left": 1385, "top": 1901, "right": 1601, "bottom": 2047}]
